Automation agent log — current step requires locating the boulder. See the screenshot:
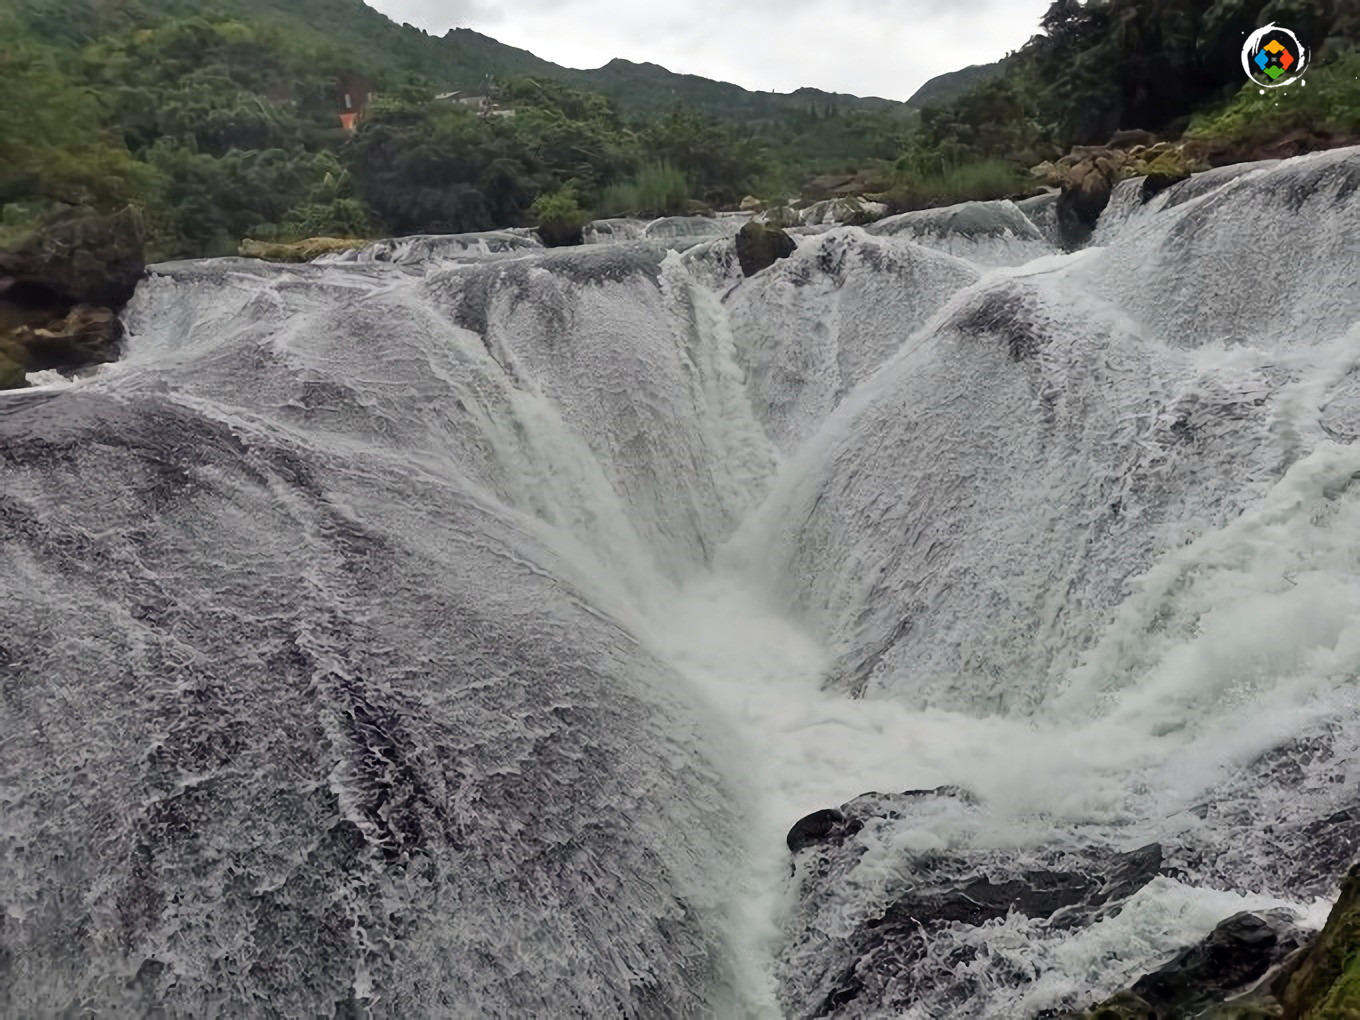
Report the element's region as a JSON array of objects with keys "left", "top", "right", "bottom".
[
  {"left": 6, "top": 304, "right": 123, "bottom": 374},
  {"left": 739, "top": 195, "right": 764, "bottom": 213},
  {"left": 1129, "top": 911, "right": 1306, "bottom": 1016},
  {"left": 755, "top": 205, "right": 800, "bottom": 229},
  {"left": 735, "top": 221, "right": 796, "bottom": 277},
  {"left": 0, "top": 206, "right": 145, "bottom": 308},
  {"left": 1063, "top": 862, "right": 1360, "bottom": 1019},
  {"left": 1033, "top": 142, "right": 1207, "bottom": 245},
  {"left": 787, "top": 809, "right": 862, "bottom": 854},
  {"left": 239, "top": 237, "right": 369, "bottom": 262}
]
